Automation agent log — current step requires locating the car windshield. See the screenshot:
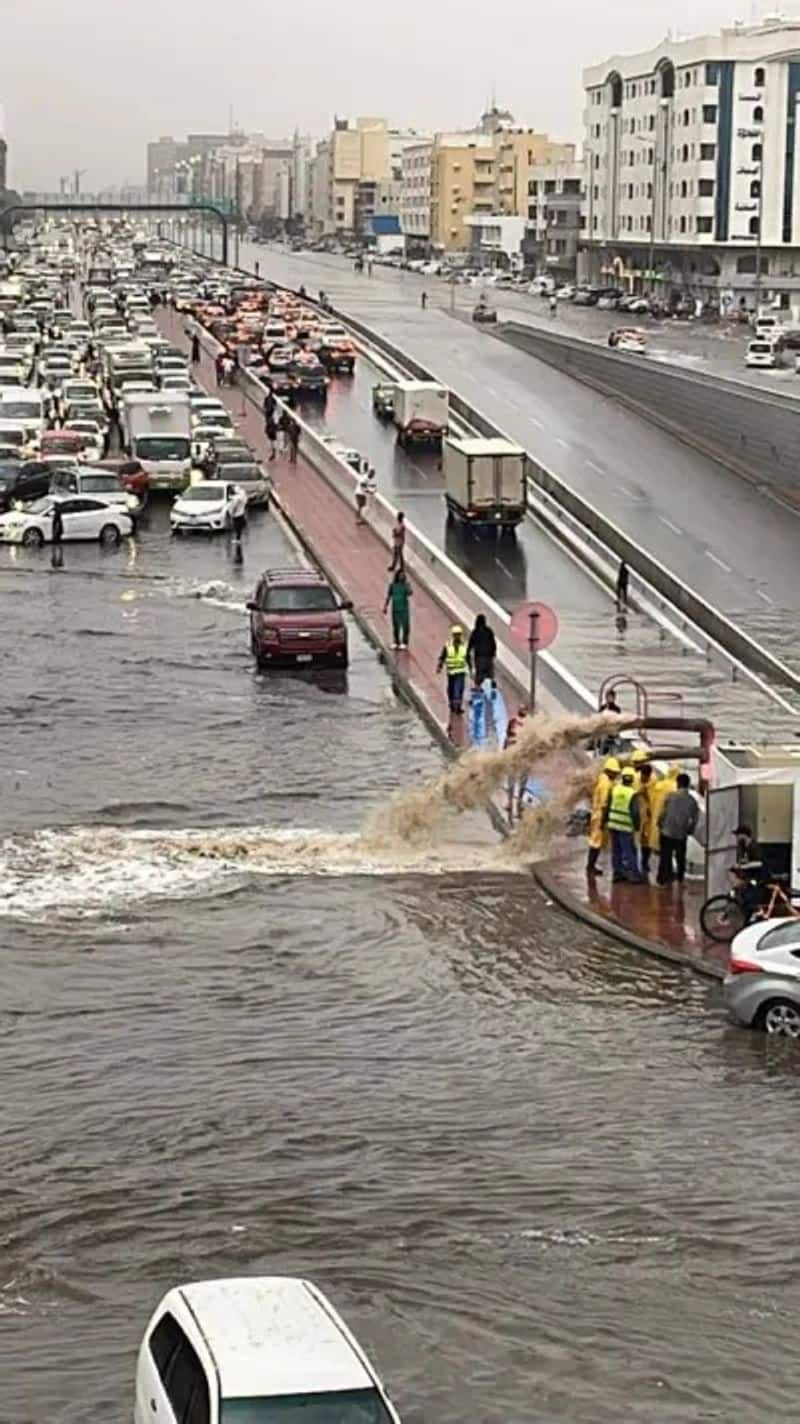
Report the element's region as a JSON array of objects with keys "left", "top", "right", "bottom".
[
  {"left": 27, "top": 498, "right": 54, "bottom": 514},
  {"left": 225, "top": 465, "right": 261, "bottom": 479},
  {"left": 758, "top": 923, "right": 800, "bottom": 952},
  {"left": 182, "top": 485, "right": 225, "bottom": 502},
  {"left": 263, "top": 585, "right": 337, "bottom": 612},
  {"left": 135, "top": 437, "right": 191, "bottom": 460},
  {"left": 222, "top": 1390, "right": 393, "bottom": 1424}
]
